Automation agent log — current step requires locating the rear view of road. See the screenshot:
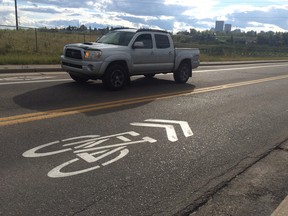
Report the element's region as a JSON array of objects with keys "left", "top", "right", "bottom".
[{"left": 0, "top": 62, "right": 288, "bottom": 216}]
